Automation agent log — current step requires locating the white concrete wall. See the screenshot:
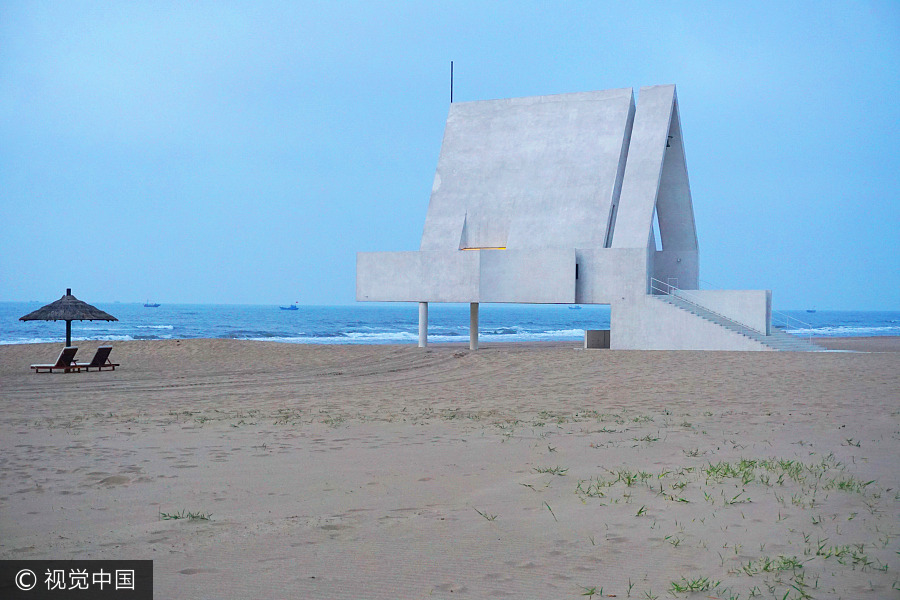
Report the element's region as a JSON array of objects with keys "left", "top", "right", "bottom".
[
  {"left": 611, "top": 295, "right": 772, "bottom": 351},
  {"left": 672, "top": 289, "right": 771, "bottom": 335},
  {"left": 421, "top": 89, "right": 635, "bottom": 252},
  {"left": 652, "top": 250, "right": 699, "bottom": 290},
  {"left": 479, "top": 249, "right": 575, "bottom": 303},
  {"left": 357, "top": 249, "right": 575, "bottom": 303},
  {"left": 356, "top": 251, "right": 479, "bottom": 302},
  {"left": 574, "top": 248, "right": 647, "bottom": 304}
]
